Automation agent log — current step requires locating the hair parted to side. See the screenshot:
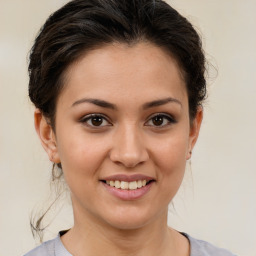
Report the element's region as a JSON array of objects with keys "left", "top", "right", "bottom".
[{"left": 28, "top": 0, "right": 207, "bottom": 241}]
